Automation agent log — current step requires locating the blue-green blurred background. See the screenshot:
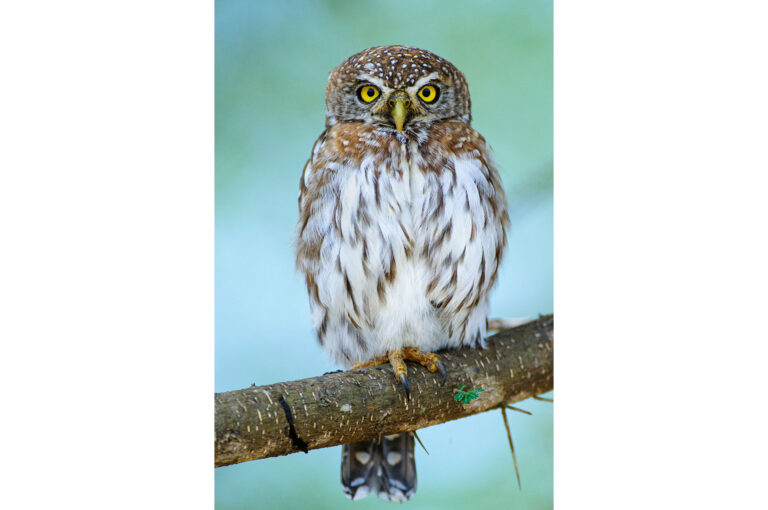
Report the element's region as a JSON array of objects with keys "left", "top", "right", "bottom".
[{"left": 216, "top": 1, "right": 552, "bottom": 508}]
